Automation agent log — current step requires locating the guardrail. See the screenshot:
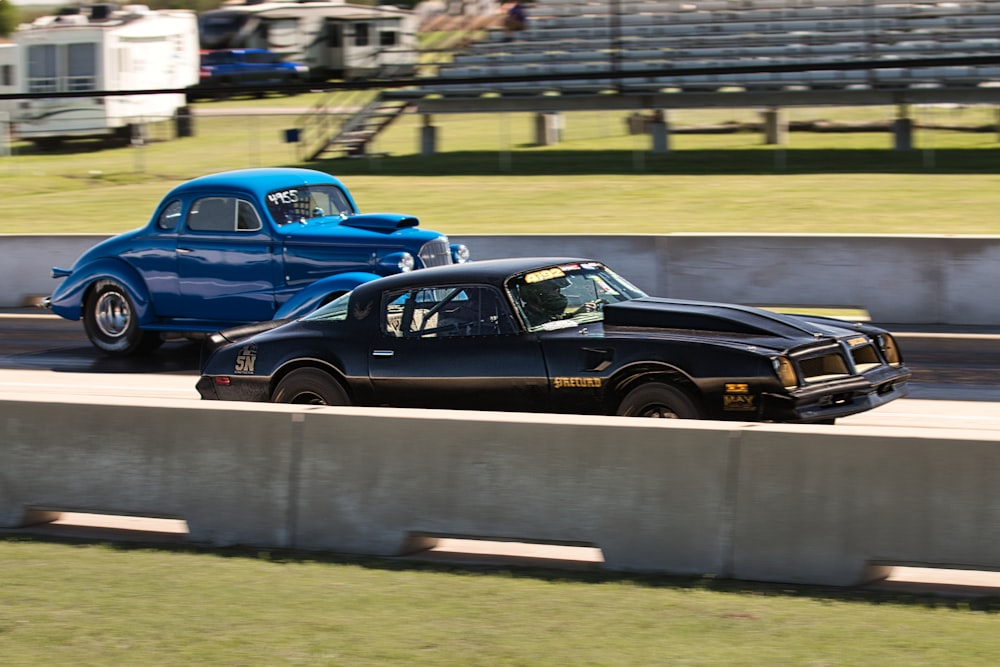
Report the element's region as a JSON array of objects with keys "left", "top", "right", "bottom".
[
  {"left": 8, "top": 233, "right": 1000, "bottom": 325},
  {"left": 2, "top": 395, "right": 998, "bottom": 586}
]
